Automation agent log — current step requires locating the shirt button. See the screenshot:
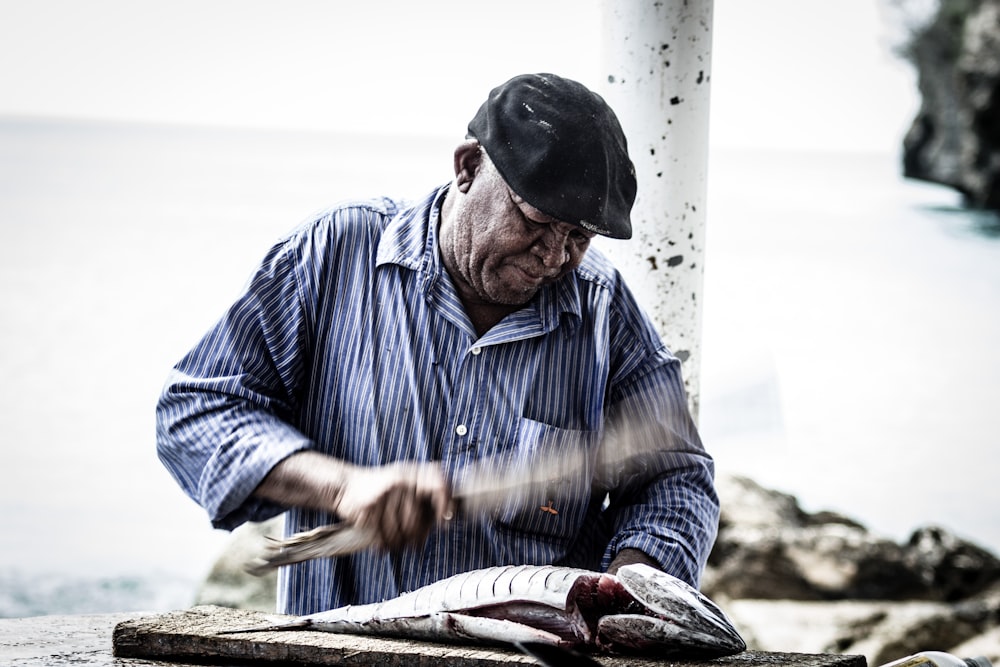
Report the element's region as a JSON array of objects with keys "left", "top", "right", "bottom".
[
  {"left": 455, "top": 424, "right": 468, "bottom": 436},
  {"left": 471, "top": 347, "right": 482, "bottom": 356}
]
